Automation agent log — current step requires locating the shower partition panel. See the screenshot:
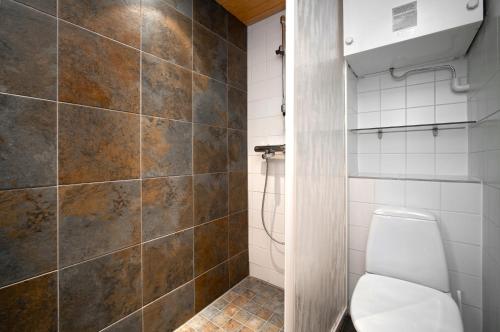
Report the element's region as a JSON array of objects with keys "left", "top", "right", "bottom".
[{"left": 285, "top": 0, "right": 347, "bottom": 331}]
